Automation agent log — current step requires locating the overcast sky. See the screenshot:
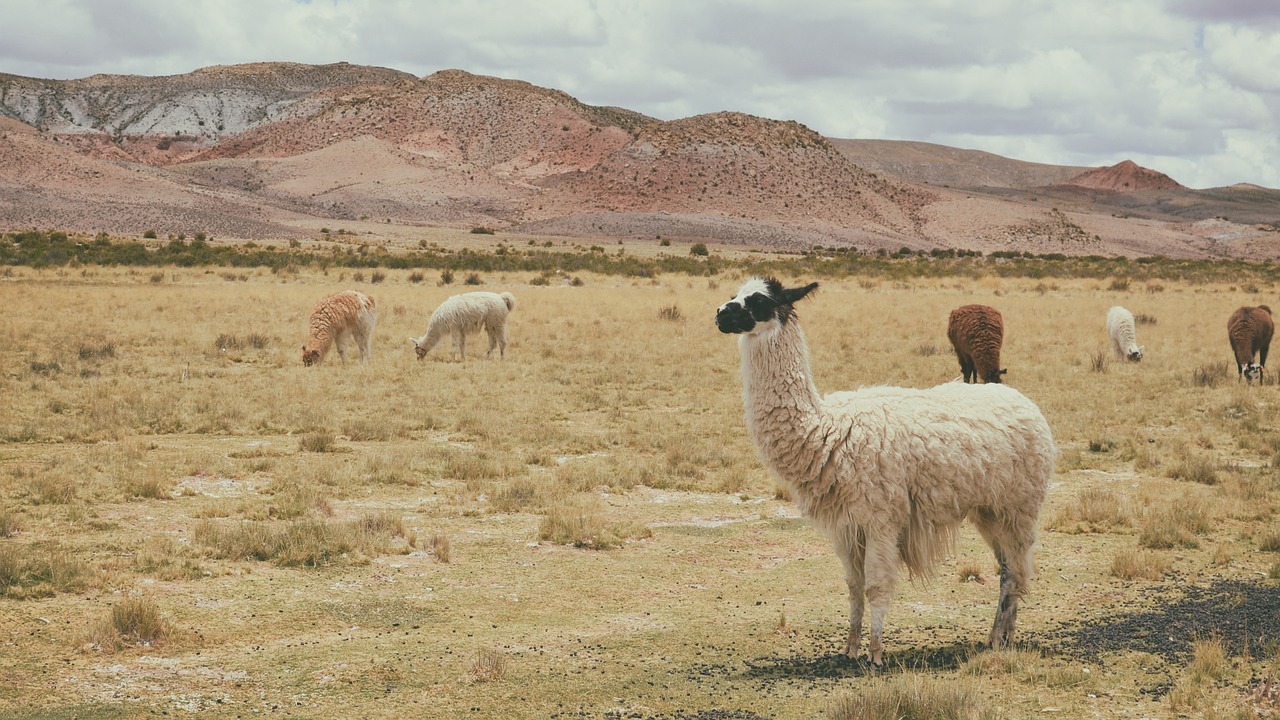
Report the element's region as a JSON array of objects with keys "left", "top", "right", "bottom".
[{"left": 2, "top": 0, "right": 1278, "bottom": 189}]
